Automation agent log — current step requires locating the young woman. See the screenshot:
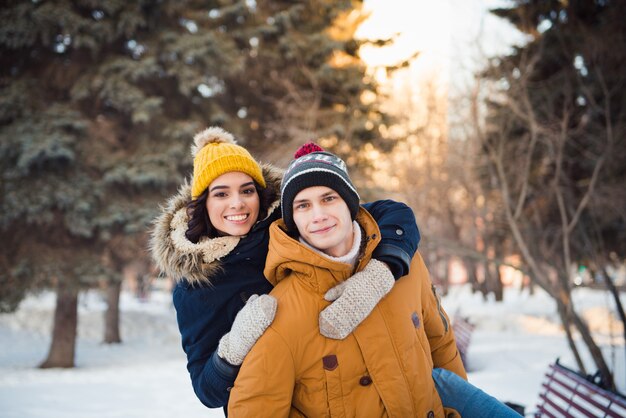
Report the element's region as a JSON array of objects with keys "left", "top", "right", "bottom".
[{"left": 150, "top": 127, "right": 421, "bottom": 414}]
